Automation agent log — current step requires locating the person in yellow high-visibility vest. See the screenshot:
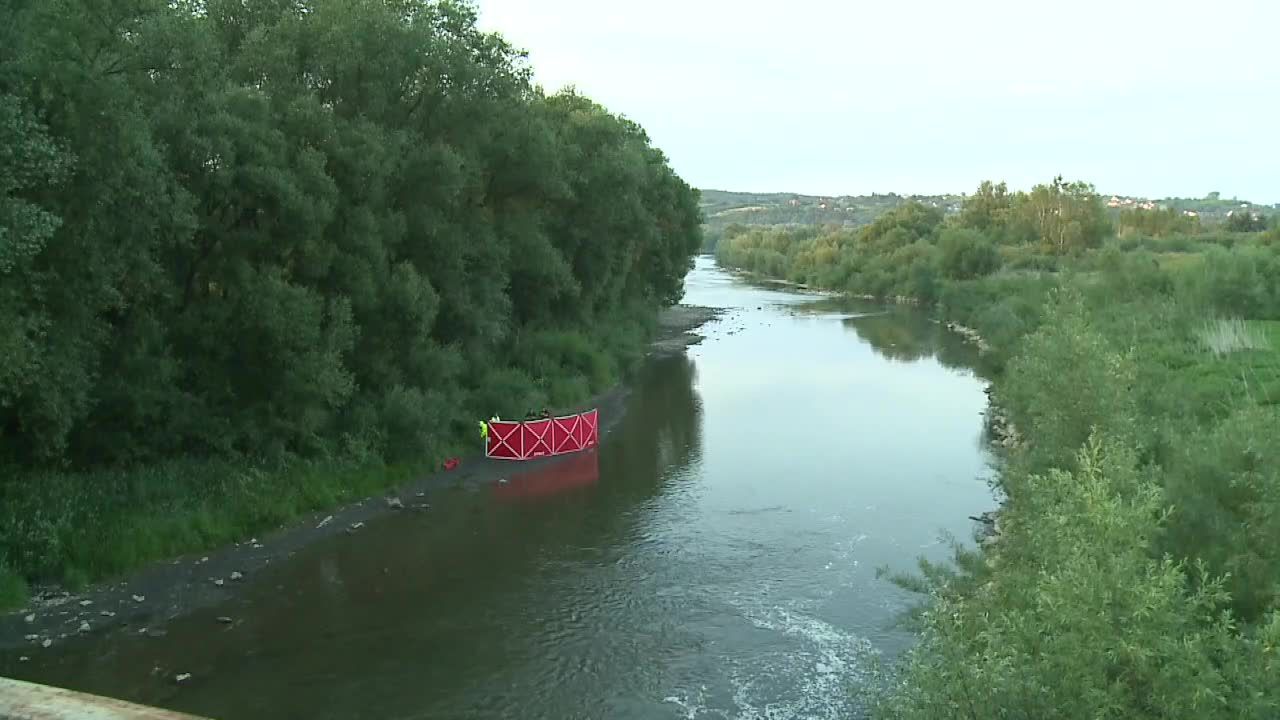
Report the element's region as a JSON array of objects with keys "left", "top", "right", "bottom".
[{"left": 478, "top": 419, "right": 489, "bottom": 443}]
